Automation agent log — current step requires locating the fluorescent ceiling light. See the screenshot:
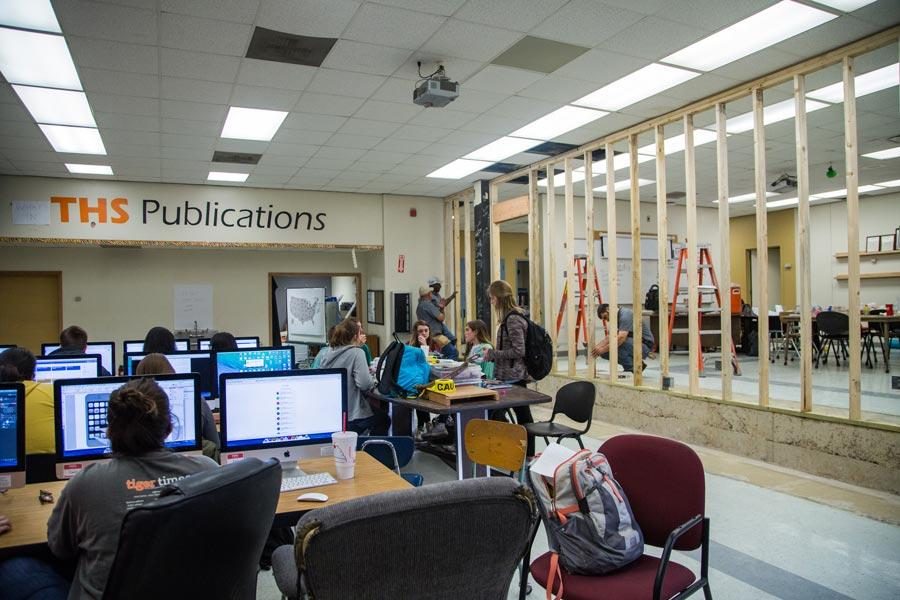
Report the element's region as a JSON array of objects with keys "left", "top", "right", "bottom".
[
  {"left": 862, "top": 147, "right": 900, "bottom": 160},
  {"left": 66, "top": 163, "right": 113, "bottom": 175},
  {"left": 427, "top": 158, "right": 493, "bottom": 179},
  {"left": 723, "top": 98, "right": 828, "bottom": 134},
  {"left": 0, "top": 28, "right": 81, "bottom": 90},
  {"left": 593, "top": 178, "right": 655, "bottom": 194},
  {"left": 465, "top": 136, "right": 542, "bottom": 162},
  {"left": 807, "top": 64, "right": 899, "bottom": 103},
  {"left": 811, "top": 185, "right": 884, "bottom": 199},
  {"left": 713, "top": 191, "right": 777, "bottom": 204},
  {"left": 208, "top": 171, "right": 249, "bottom": 182},
  {"left": 814, "top": 1, "right": 877, "bottom": 11},
  {"left": 0, "top": 0, "right": 61, "bottom": 32},
  {"left": 221, "top": 107, "right": 288, "bottom": 142},
  {"left": 662, "top": 1, "right": 836, "bottom": 72},
  {"left": 573, "top": 63, "right": 698, "bottom": 111},
  {"left": 12, "top": 85, "right": 95, "bottom": 127},
  {"left": 39, "top": 125, "right": 106, "bottom": 154},
  {"left": 874, "top": 179, "right": 900, "bottom": 188},
  {"left": 766, "top": 197, "right": 798, "bottom": 208},
  {"left": 510, "top": 106, "right": 607, "bottom": 141},
  {"left": 637, "top": 129, "right": 718, "bottom": 156}
]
